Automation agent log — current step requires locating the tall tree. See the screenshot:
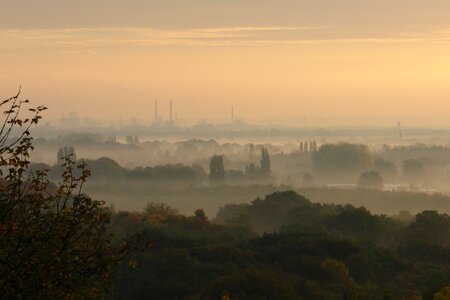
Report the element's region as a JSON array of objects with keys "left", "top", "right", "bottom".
[
  {"left": 209, "top": 155, "right": 225, "bottom": 182},
  {"left": 260, "top": 148, "right": 271, "bottom": 177},
  {"left": 57, "top": 145, "right": 76, "bottom": 164}
]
